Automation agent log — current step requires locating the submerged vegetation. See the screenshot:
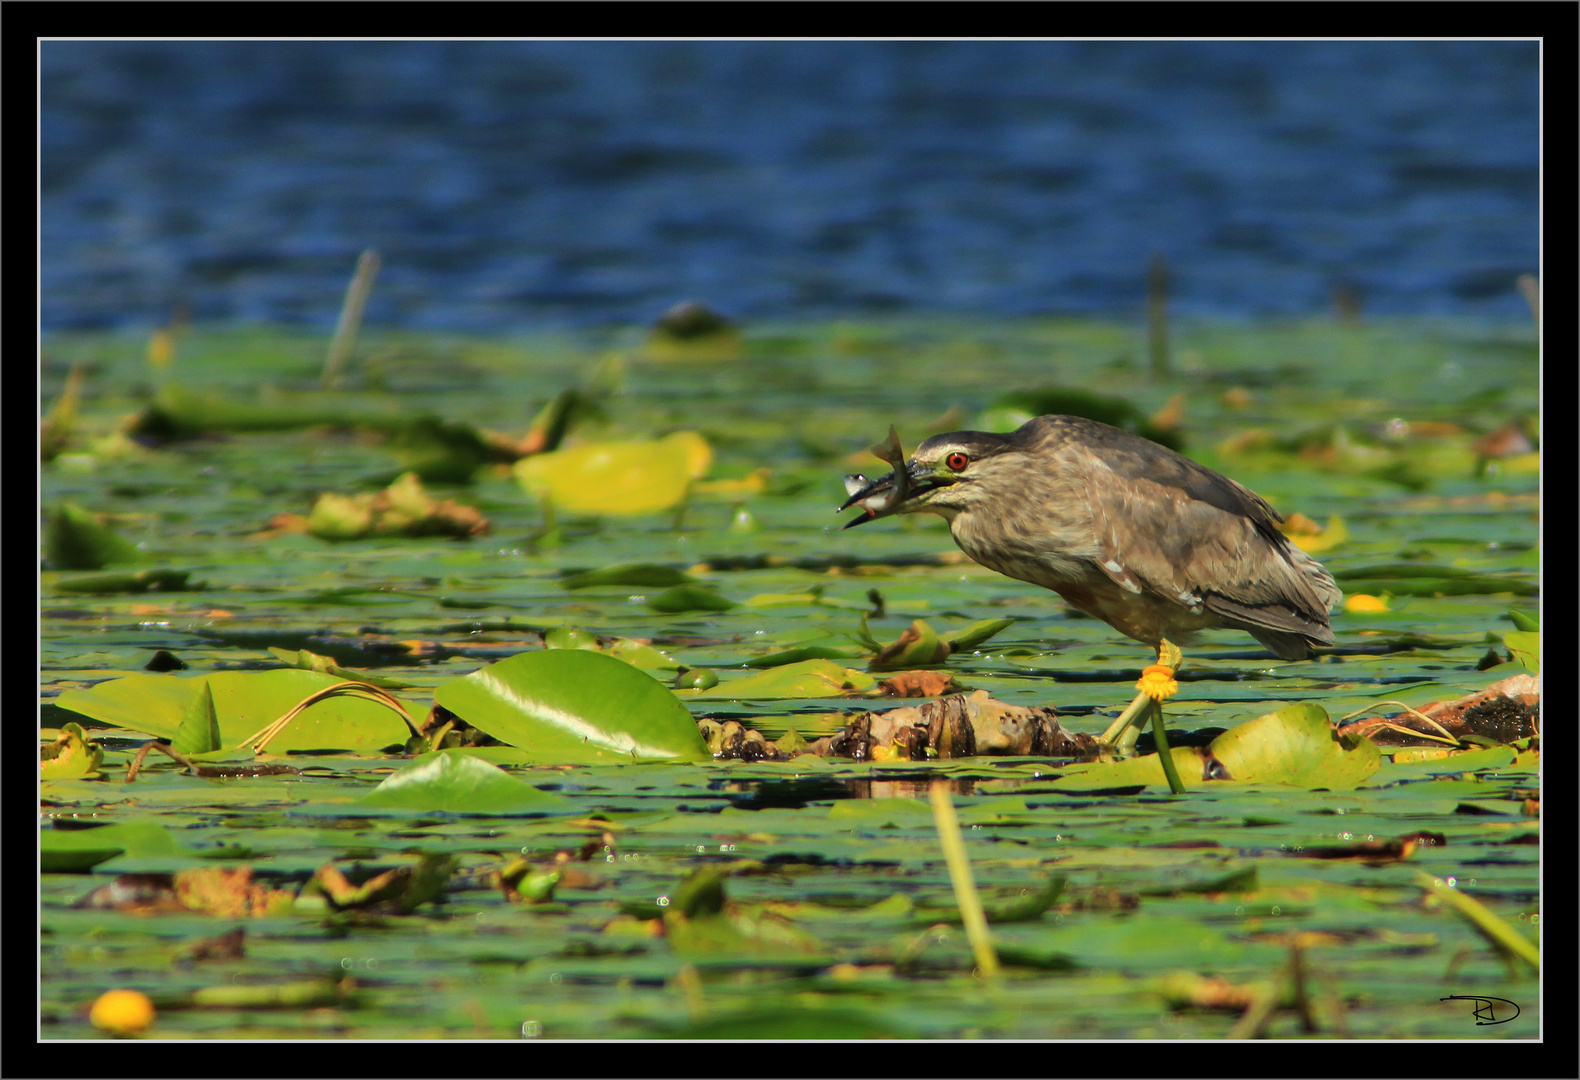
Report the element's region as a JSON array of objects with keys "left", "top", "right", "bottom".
[{"left": 41, "top": 315, "right": 1538, "bottom": 1039}]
